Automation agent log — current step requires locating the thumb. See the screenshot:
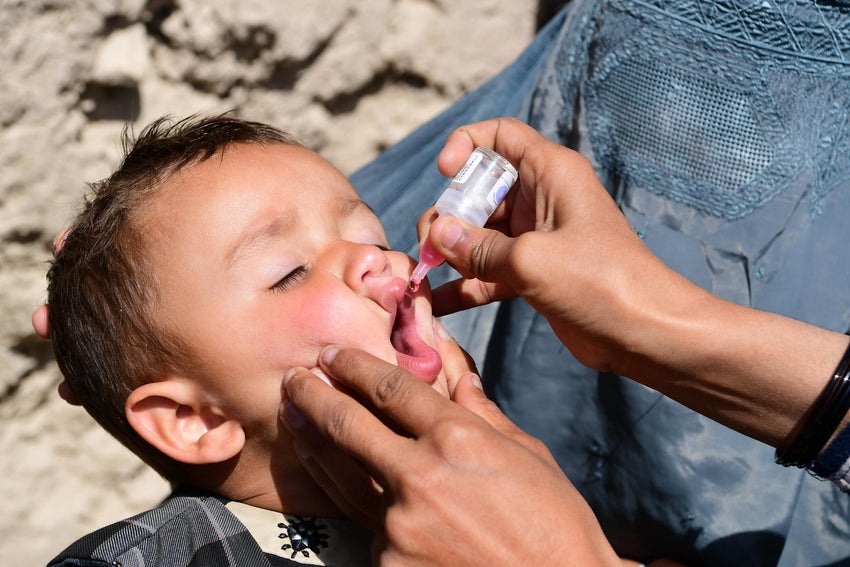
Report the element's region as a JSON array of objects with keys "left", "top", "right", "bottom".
[
  {"left": 452, "top": 373, "right": 559, "bottom": 465},
  {"left": 429, "top": 215, "right": 514, "bottom": 284},
  {"left": 451, "top": 373, "right": 521, "bottom": 439}
]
